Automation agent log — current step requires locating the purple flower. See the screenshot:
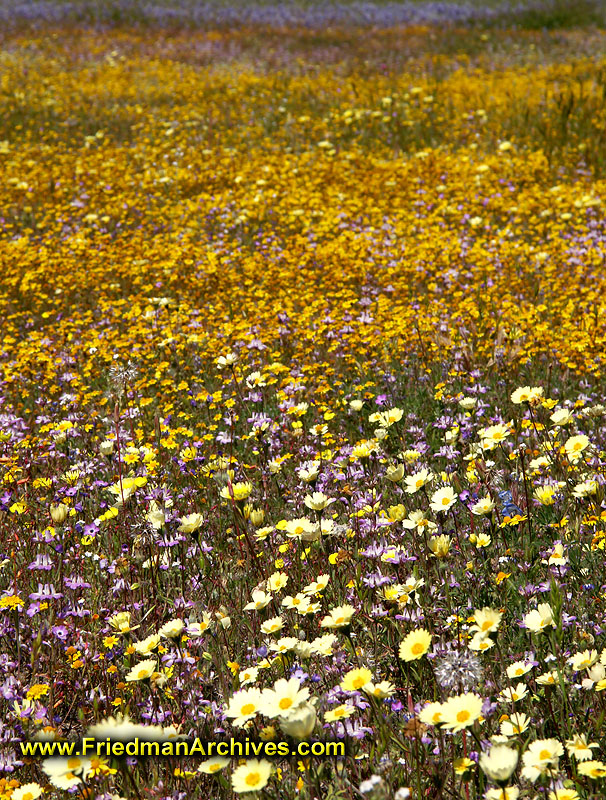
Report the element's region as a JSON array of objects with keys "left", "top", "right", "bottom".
[
  {"left": 29, "top": 554, "right": 53, "bottom": 571},
  {"left": 29, "top": 584, "right": 63, "bottom": 601}
]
